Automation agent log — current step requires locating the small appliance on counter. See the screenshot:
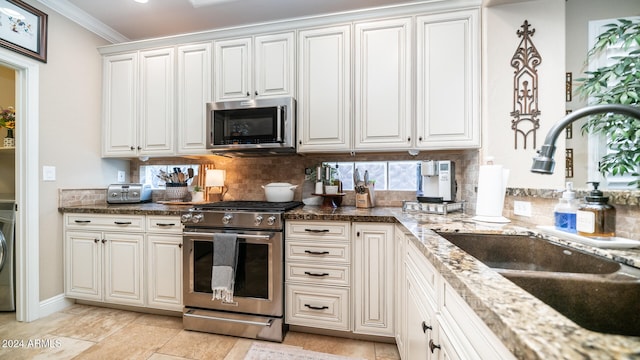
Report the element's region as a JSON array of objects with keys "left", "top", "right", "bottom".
[
  {"left": 107, "top": 183, "right": 152, "bottom": 204},
  {"left": 418, "top": 160, "right": 456, "bottom": 203}
]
